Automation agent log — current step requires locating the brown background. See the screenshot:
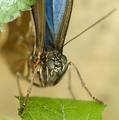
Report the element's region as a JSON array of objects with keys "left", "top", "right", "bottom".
[{"left": 0, "top": 0, "right": 119, "bottom": 119}]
